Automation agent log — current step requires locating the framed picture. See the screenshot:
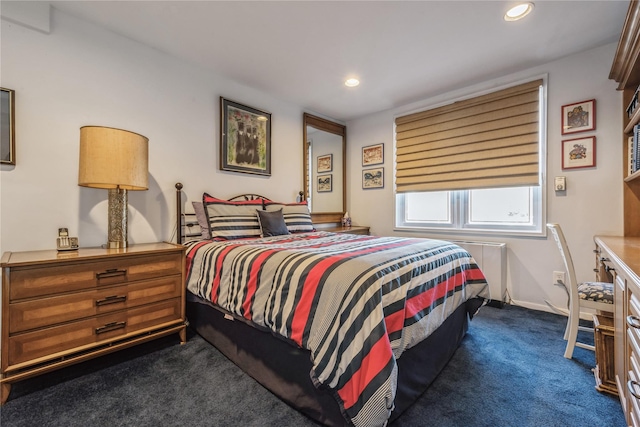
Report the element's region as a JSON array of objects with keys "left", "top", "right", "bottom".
[
  {"left": 1, "top": 87, "right": 15, "bottom": 165},
  {"left": 317, "top": 174, "right": 332, "bottom": 192},
  {"left": 561, "top": 99, "right": 596, "bottom": 135},
  {"left": 220, "top": 97, "right": 271, "bottom": 175},
  {"left": 362, "top": 167, "right": 384, "bottom": 189},
  {"left": 317, "top": 154, "right": 332, "bottom": 173},
  {"left": 362, "top": 143, "right": 384, "bottom": 166},
  {"left": 562, "top": 136, "right": 596, "bottom": 170}
]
